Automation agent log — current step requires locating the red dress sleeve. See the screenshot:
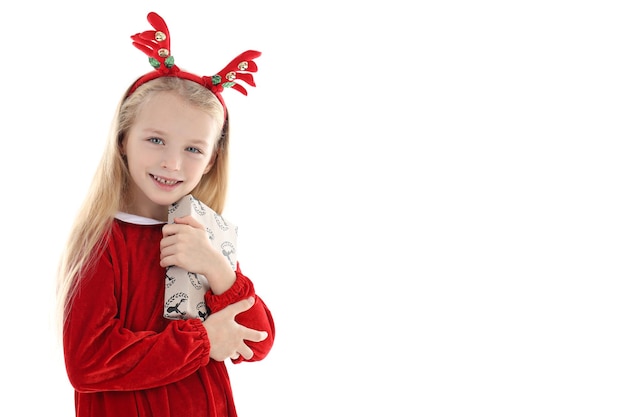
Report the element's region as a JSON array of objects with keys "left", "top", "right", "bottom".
[
  {"left": 63, "top": 230, "right": 211, "bottom": 393},
  {"left": 204, "top": 263, "right": 275, "bottom": 363}
]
